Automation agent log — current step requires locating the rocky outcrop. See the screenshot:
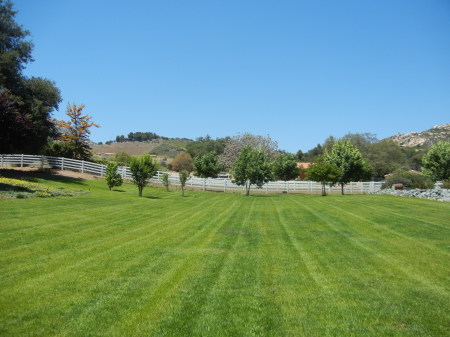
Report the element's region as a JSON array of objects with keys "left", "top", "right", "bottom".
[{"left": 389, "top": 123, "right": 450, "bottom": 147}]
